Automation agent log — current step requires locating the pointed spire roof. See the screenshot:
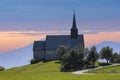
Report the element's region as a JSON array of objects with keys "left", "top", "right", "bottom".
[
  {"left": 71, "top": 12, "right": 78, "bottom": 39},
  {"left": 72, "top": 12, "right": 77, "bottom": 29}
]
